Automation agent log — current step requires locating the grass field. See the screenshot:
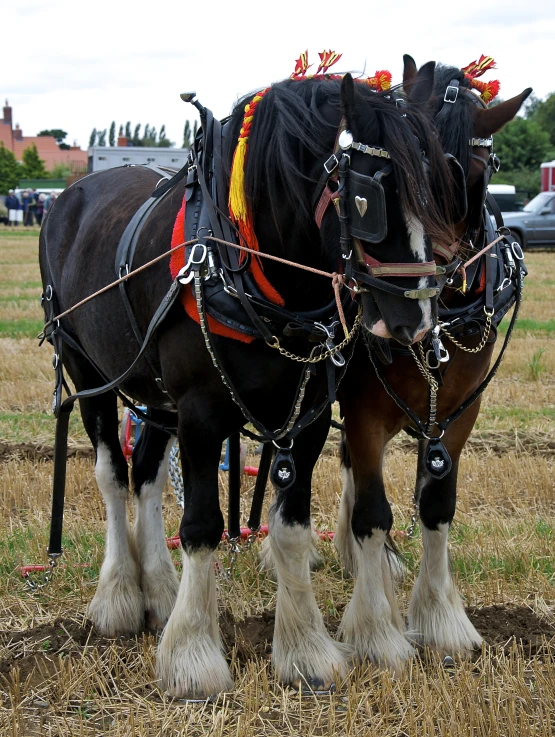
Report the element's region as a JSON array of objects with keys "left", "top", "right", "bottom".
[{"left": 0, "top": 231, "right": 554, "bottom": 736}]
